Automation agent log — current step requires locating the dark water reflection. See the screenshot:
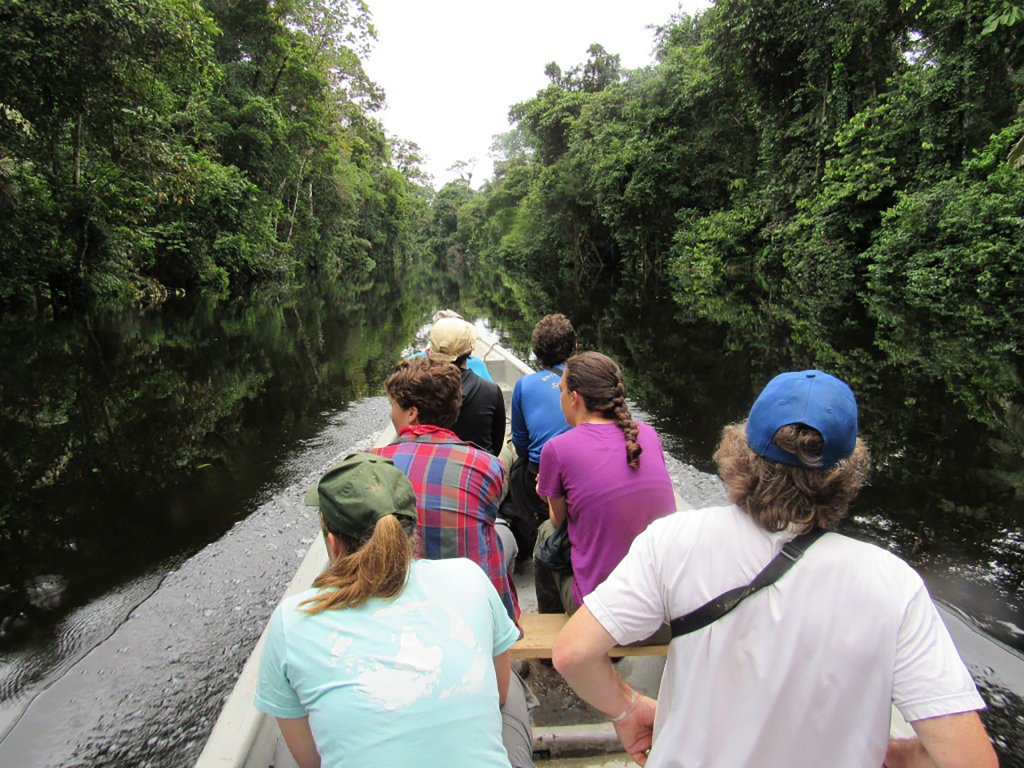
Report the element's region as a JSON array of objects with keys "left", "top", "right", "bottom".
[{"left": 0, "top": 267, "right": 431, "bottom": 700}]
